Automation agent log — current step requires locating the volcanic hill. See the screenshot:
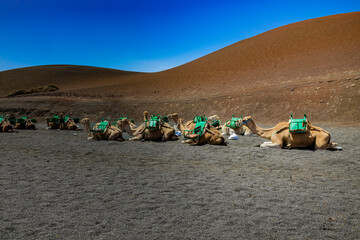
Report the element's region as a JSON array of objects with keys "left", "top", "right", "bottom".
[{"left": 0, "top": 12, "right": 359, "bottom": 124}]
